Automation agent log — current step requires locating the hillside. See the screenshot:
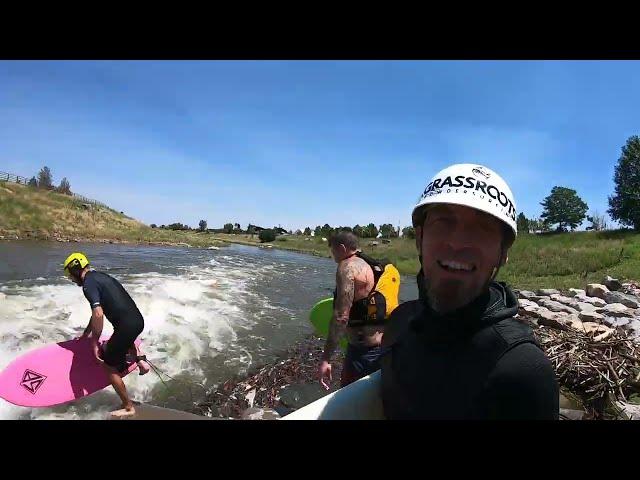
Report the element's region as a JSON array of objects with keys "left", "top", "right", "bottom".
[{"left": 0, "top": 182, "right": 222, "bottom": 248}]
